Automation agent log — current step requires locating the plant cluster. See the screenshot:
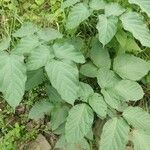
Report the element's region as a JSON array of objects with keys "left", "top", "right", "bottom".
[{"left": 0, "top": 0, "right": 150, "bottom": 149}]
